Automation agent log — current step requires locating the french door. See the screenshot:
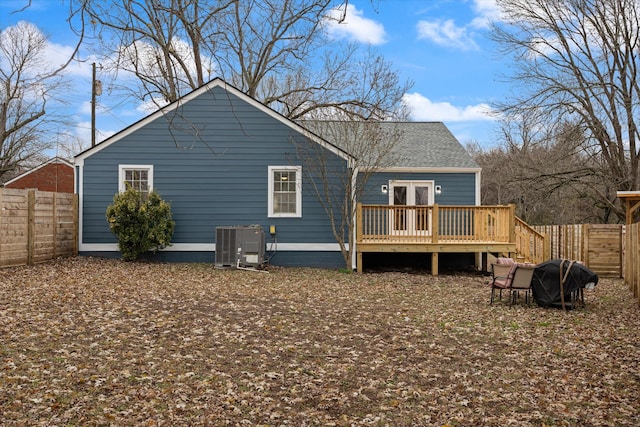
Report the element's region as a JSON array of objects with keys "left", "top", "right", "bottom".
[{"left": 389, "top": 181, "right": 434, "bottom": 236}]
